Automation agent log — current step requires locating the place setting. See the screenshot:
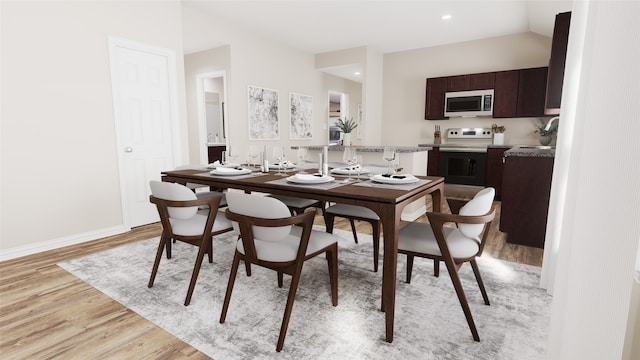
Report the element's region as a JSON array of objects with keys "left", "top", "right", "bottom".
[{"left": 354, "top": 147, "right": 431, "bottom": 190}]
